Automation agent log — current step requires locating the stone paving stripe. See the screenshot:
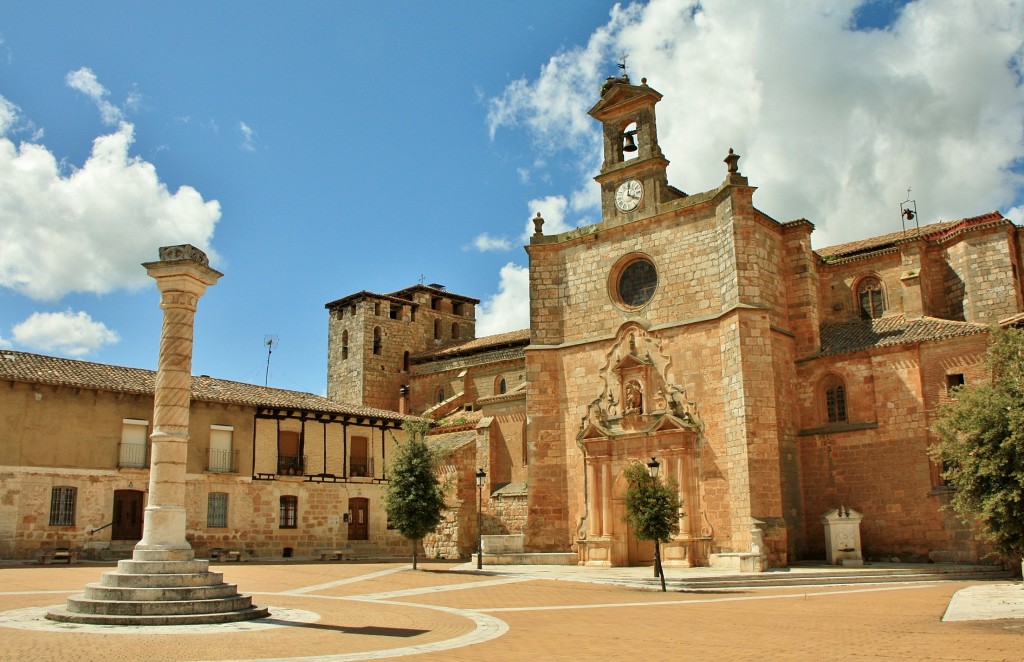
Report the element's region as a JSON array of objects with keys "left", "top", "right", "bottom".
[
  {"left": 348, "top": 576, "right": 533, "bottom": 601},
  {"left": 286, "top": 566, "right": 411, "bottom": 595},
  {"left": 204, "top": 602, "right": 509, "bottom": 662},
  {"left": 481, "top": 582, "right": 932, "bottom": 612},
  {"left": 943, "top": 583, "right": 1024, "bottom": 621},
  {"left": 0, "top": 605, "right": 320, "bottom": 635}
]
